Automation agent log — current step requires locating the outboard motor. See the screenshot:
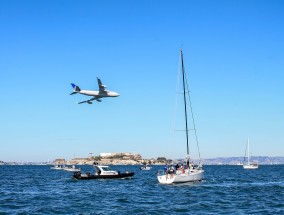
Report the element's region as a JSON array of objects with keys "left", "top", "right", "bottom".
[{"left": 73, "top": 172, "right": 81, "bottom": 179}]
